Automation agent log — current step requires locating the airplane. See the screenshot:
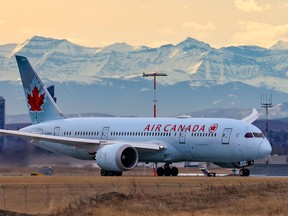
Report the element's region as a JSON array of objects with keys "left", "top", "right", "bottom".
[{"left": 0, "top": 55, "right": 272, "bottom": 177}]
